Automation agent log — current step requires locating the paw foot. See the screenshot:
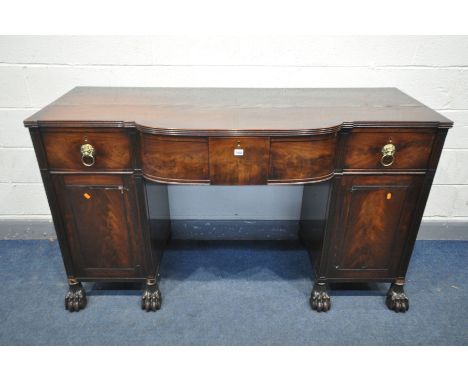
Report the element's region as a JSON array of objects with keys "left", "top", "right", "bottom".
[
  {"left": 141, "top": 283, "right": 161, "bottom": 312},
  {"left": 65, "top": 282, "right": 87, "bottom": 312},
  {"left": 386, "top": 283, "right": 409, "bottom": 313},
  {"left": 310, "top": 283, "right": 331, "bottom": 312}
]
